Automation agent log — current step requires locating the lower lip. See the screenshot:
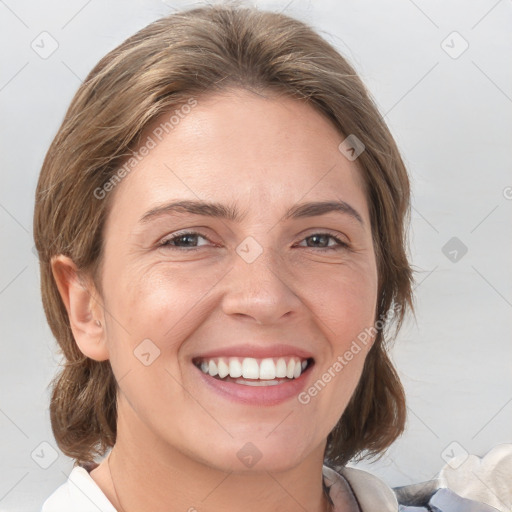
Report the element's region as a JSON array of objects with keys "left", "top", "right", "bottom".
[{"left": 195, "top": 365, "right": 313, "bottom": 406}]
